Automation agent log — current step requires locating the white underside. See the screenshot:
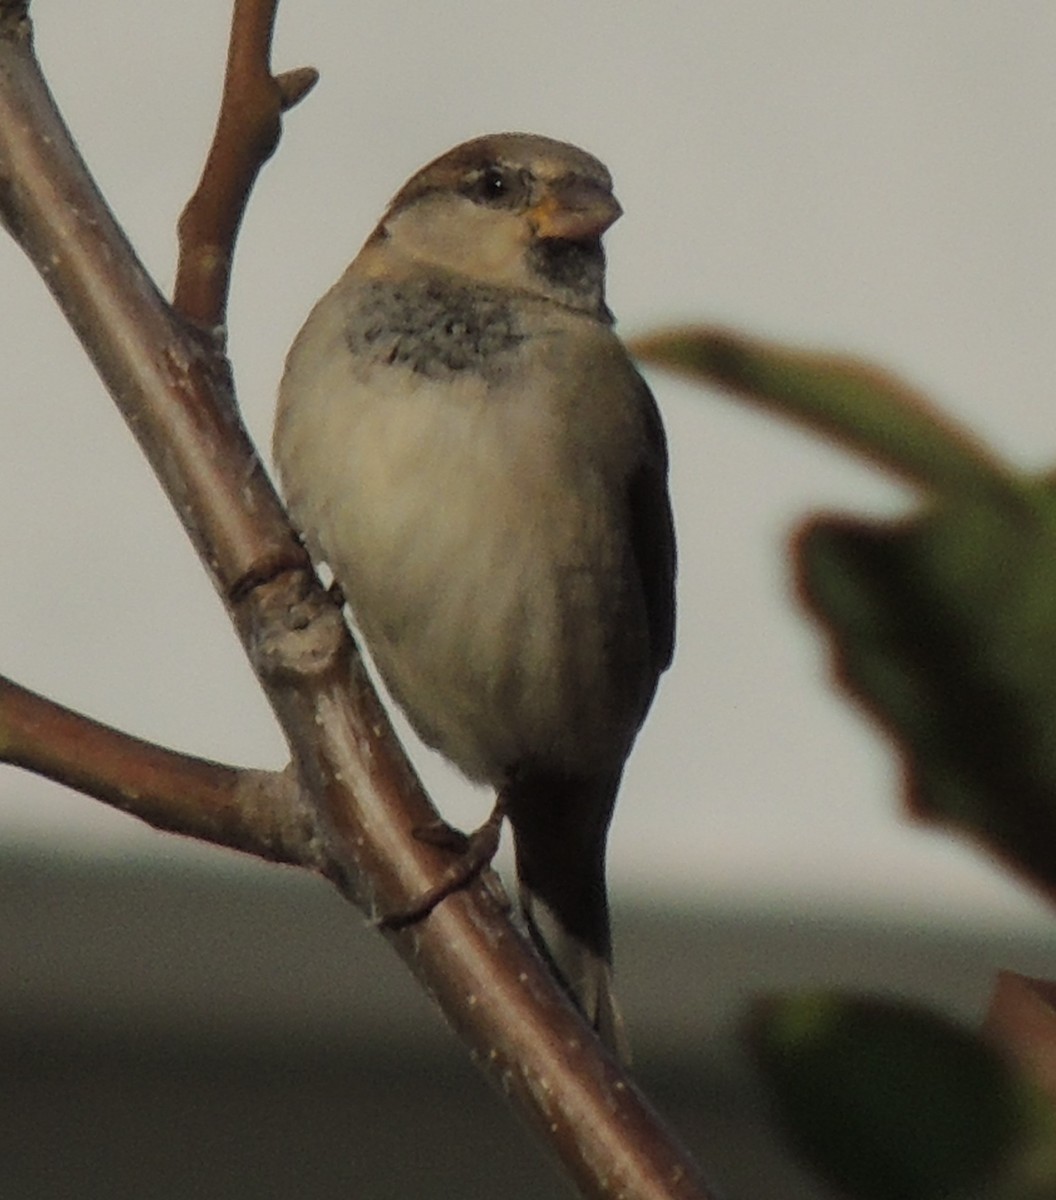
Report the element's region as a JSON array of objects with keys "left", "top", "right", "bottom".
[{"left": 274, "top": 284, "right": 655, "bottom": 784}]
